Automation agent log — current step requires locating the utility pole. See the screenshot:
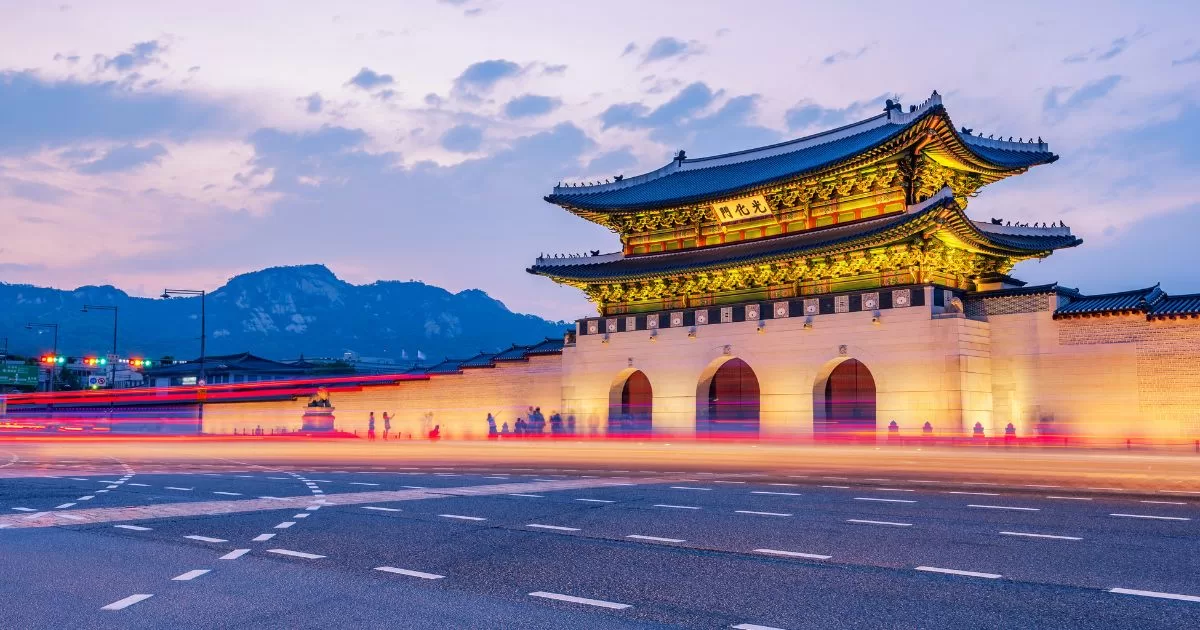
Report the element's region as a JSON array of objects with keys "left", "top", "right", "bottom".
[
  {"left": 26, "top": 322, "right": 59, "bottom": 392},
  {"left": 161, "top": 289, "right": 207, "bottom": 432}
]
